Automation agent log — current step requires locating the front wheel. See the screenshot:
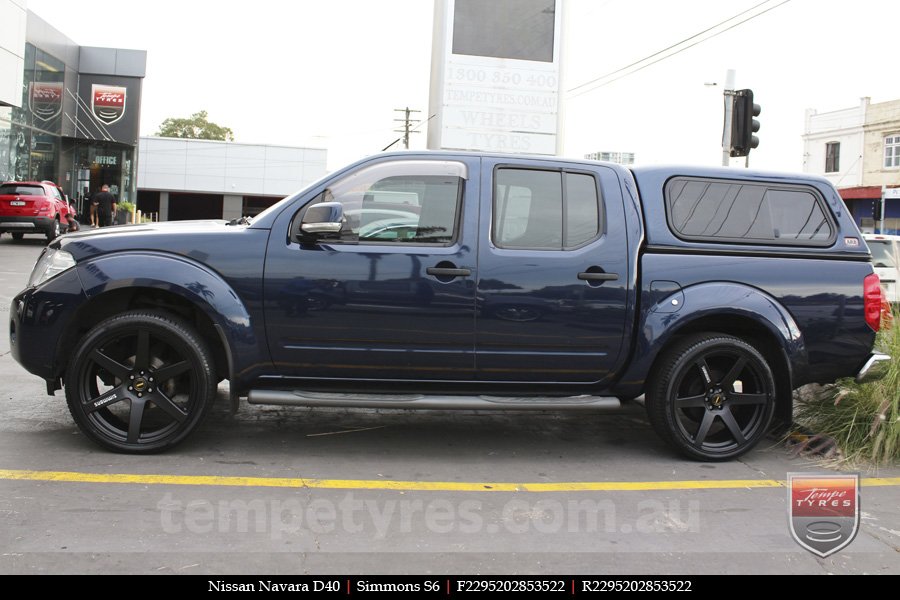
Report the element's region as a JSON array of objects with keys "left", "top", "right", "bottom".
[
  {"left": 65, "top": 311, "right": 216, "bottom": 453},
  {"left": 645, "top": 333, "right": 776, "bottom": 461},
  {"left": 11, "top": 232, "right": 24, "bottom": 241}
]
